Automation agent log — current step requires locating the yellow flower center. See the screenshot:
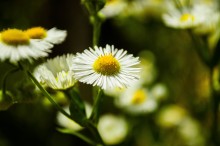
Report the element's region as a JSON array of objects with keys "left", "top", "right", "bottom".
[
  {"left": 25, "top": 27, "right": 47, "bottom": 39},
  {"left": 180, "top": 13, "right": 195, "bottom": 22},
  {"left": 93, "top": 54, "right": 120, "bottom": 76},
  {"left": 131, "top": 89, "right": 147, "bottom": 104},
  {"left": 1, "top": 29, "right": 30, "bottom": 45}
]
